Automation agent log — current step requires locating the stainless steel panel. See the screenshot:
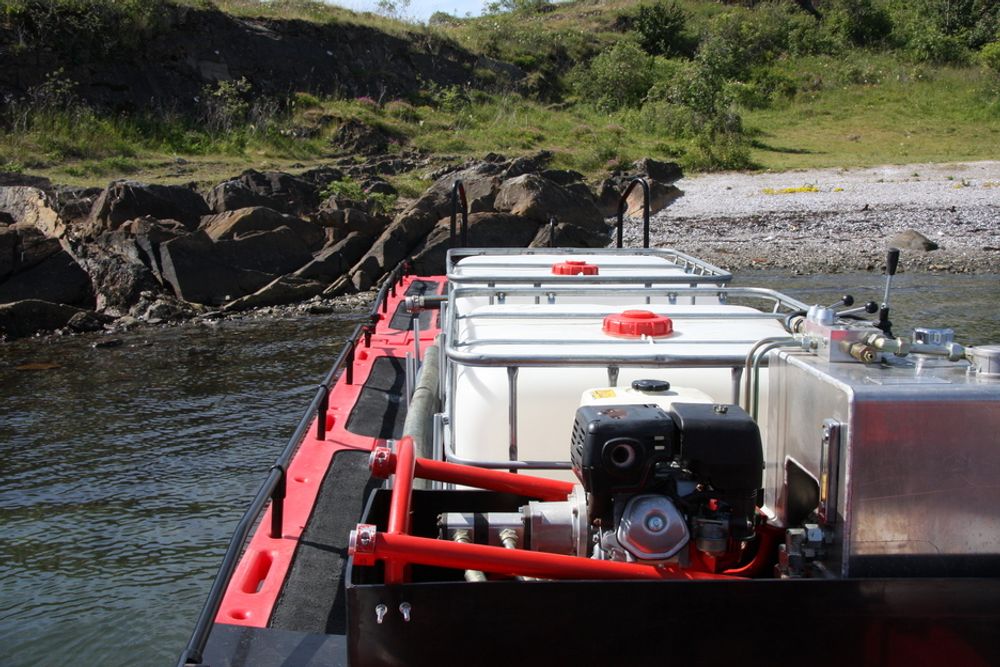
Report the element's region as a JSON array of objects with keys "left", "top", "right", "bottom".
[{"left": 767, "top": 350, "right": 1000, "bottom": 577}]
